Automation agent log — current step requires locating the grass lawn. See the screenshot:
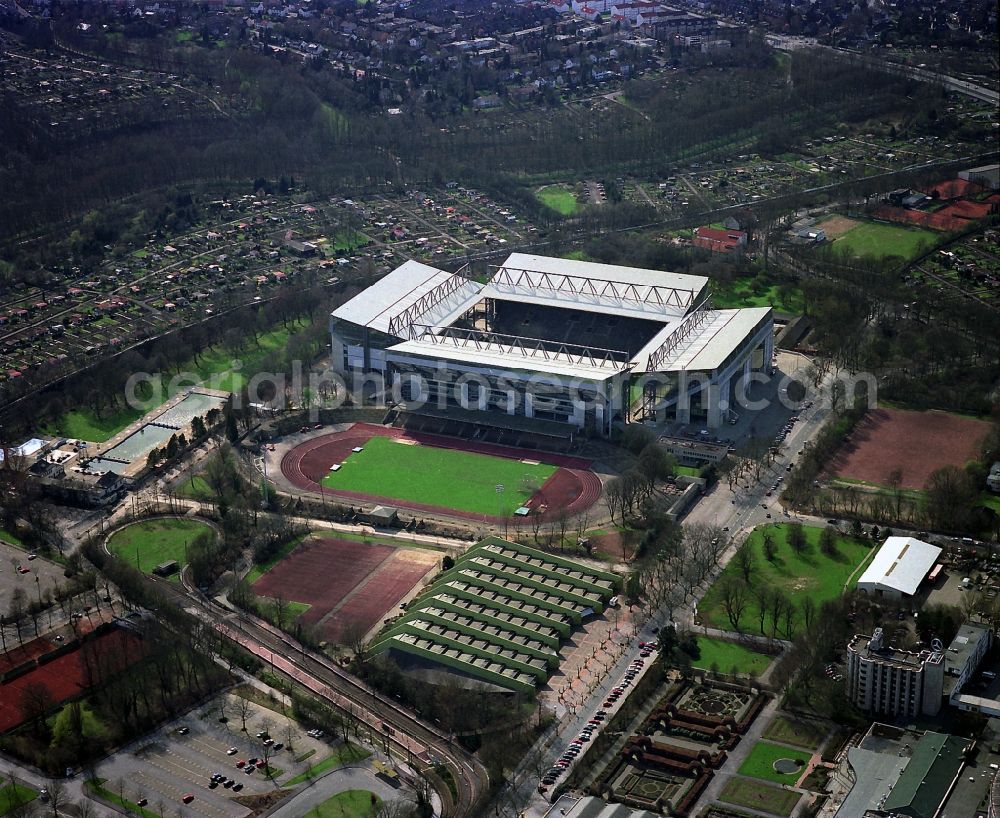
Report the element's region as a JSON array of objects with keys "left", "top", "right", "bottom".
[
  {"left": 45, "top": 322, "right": 305, "bottom": 442},
  {"left": 562, "top": 250, "right": 591, "bottom": 261},
  {"left": 711, "top": 278, "right": 804, "bottom": 313},
  {"left": 260, "top": 598, "right": 311, "bottom": 624},
  {"left": 303, "top": 790, "right": 380, "bottom": 818},
  {"left": 978, "top": 493, "right": 1000, "bottom": 514},
  {"left": 283, "top": 743, "right": 370, "bottom": 787},
  {"left": 675, "top": 465, "right": 702, "bottom": 478},
  {"left": 0, "top": 527, "right": 24, "bottom": 547},
  {"left": 0, "top": 784, "right": 37, "bottom": 817},
  {"left": 690, "top": 636, "right": 774, "bottom": 676},
  {"left": 719, "top": 777, "right": 800, "bottom": 817},
  {"left": 107, "top": 518, "right": 214, "bottom": 575},
  {"left": 175, "top": 475, "right": 215, "bottom": 501},
  {"left": 737, "top": 741, "right": 812, "bottom": 784},
  {"left": 85, "top": 780, "right": 161, "bottom": 818},
  {"left": 321, "top": 436, "right": 557, "bottom": 515},
  {"left": 833, "top": 221, "right": 939, "bottom": 262},
  {"left": 762, "top": 715, "right": 828, "bottom": 751},
  {"left": 699, "top": 524, "right": 873, "bottom": 634},
  {"left": 536, "top": 185, "right": 579, "bottom": 215}
]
